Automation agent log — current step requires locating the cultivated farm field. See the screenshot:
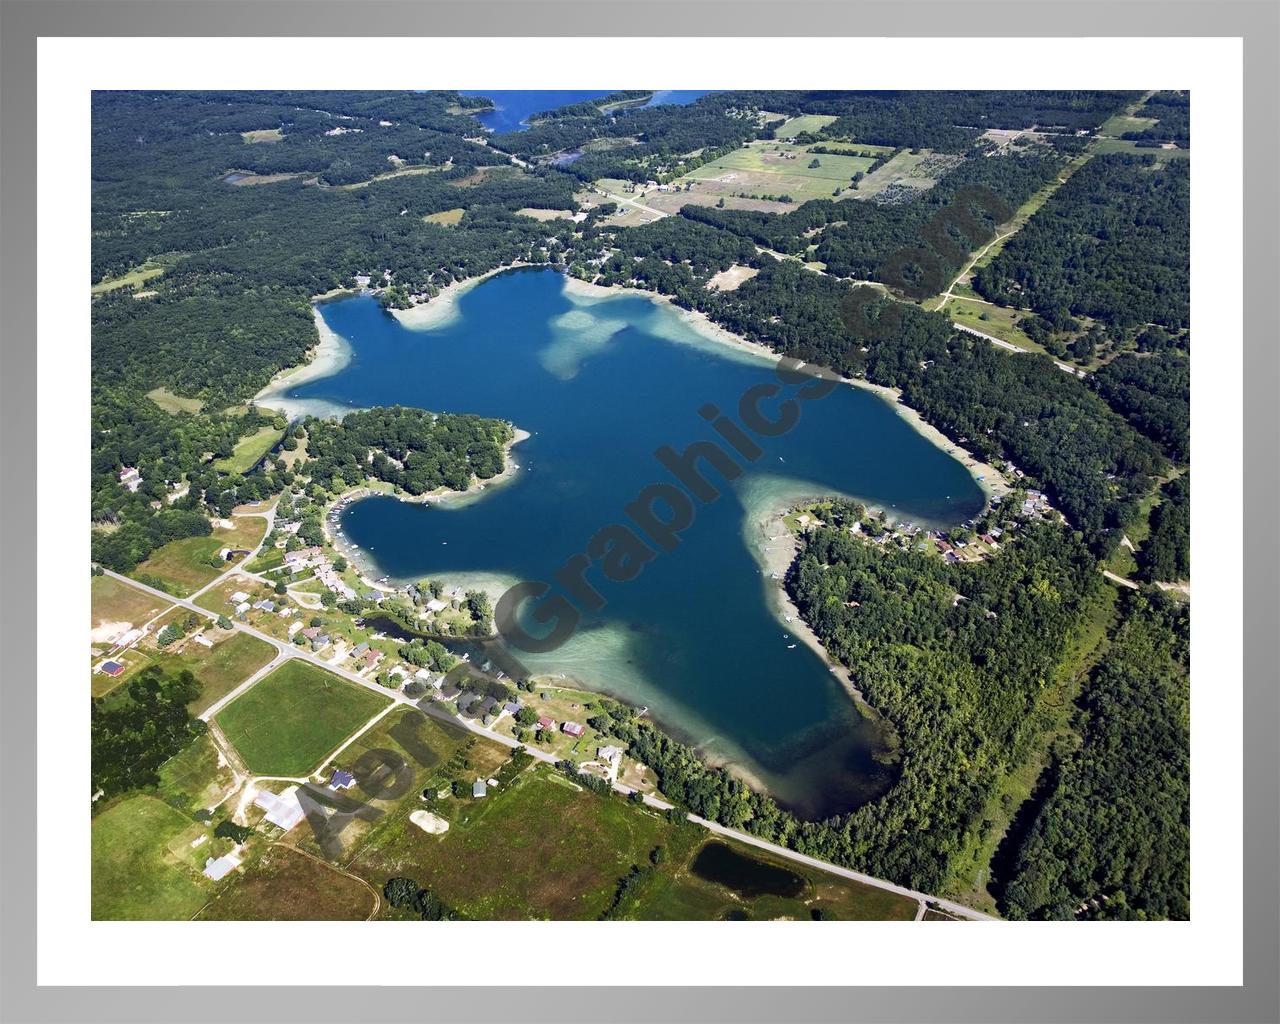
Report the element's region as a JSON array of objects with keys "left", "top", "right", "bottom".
[{"left": 214, "top": 660, "right": 390, "bottom": 776}]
